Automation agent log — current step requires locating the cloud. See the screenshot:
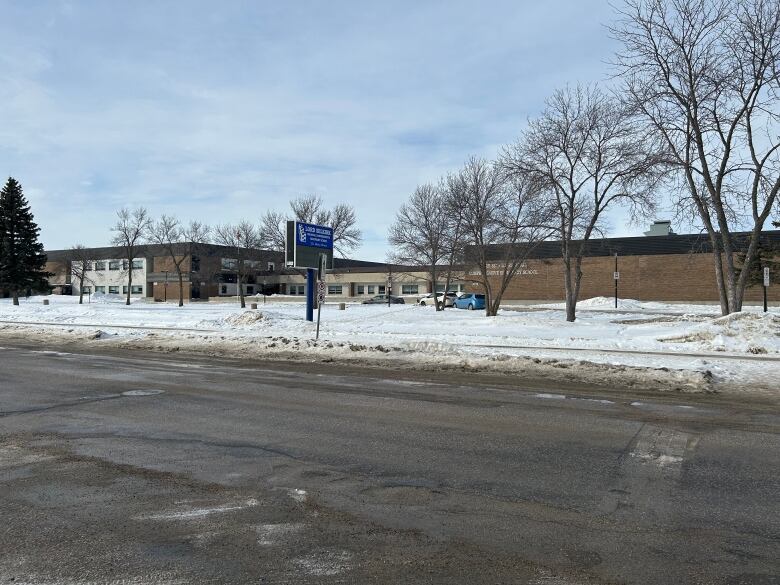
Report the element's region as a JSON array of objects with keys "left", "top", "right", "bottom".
[{"left": 1, "top": 0, "right": 623, "bottom": 260}]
